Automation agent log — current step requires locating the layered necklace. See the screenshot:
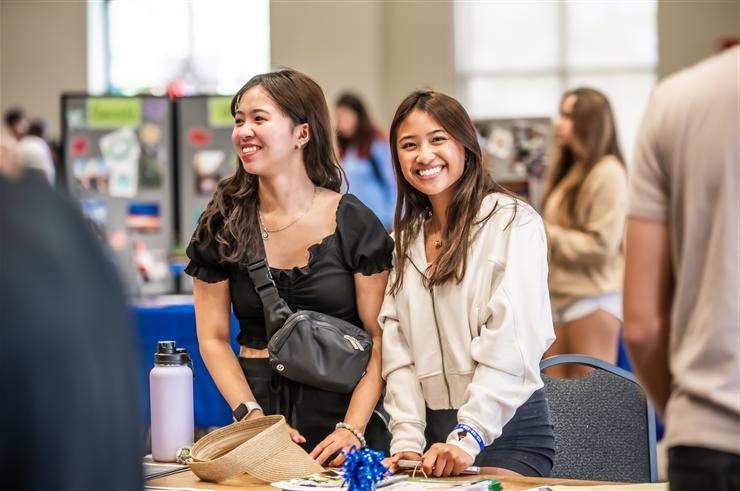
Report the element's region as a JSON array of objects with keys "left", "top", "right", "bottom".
[{"left": 257, "top": 186, "right": 317, "bottom": 240}]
